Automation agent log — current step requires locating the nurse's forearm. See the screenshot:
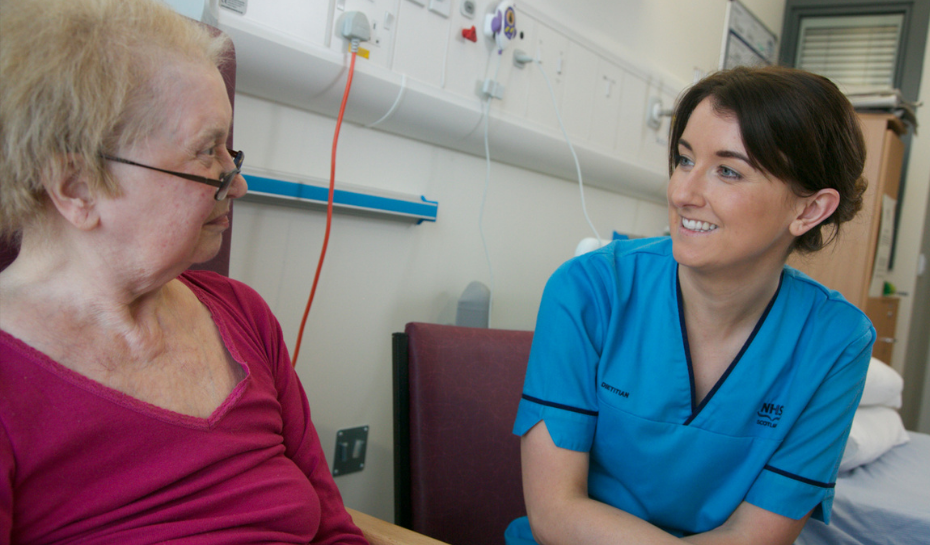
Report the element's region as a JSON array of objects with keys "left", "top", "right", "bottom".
[
  {"left": 523, "top": 421, "right": 686, "bottom": 545},
  {"left": 680, "top": 502, "right": 810, "bottom": 545},
  {"left": 527, "top": 495, "right": 686, "bottom": 545}
]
